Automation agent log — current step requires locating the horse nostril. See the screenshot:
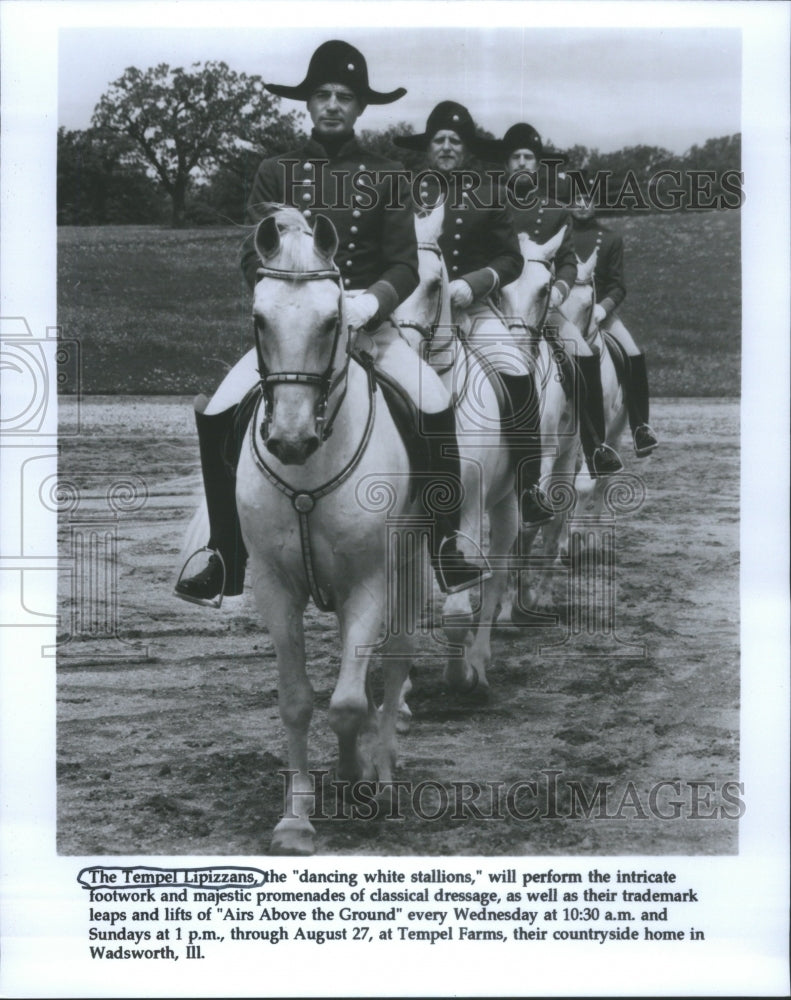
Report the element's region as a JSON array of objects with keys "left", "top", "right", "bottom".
[
  {"left": 303, "top": 436, "right": 320, "bottom": 459},
  {"left": 265, "top": 436, "right": 282, "bottom": 460}
]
